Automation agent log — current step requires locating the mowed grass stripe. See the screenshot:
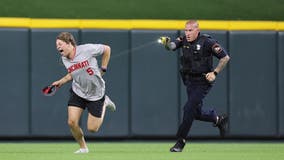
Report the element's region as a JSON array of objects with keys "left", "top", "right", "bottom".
[{"left": 0, "top": 142, "right": 283, "bottom": 160}]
